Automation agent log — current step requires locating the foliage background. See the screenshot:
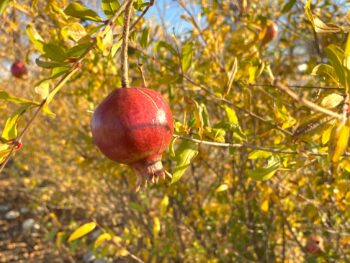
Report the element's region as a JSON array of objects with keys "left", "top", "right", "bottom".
[{"left": 1, "top": 0, "right": 350, "bottom": 262}]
